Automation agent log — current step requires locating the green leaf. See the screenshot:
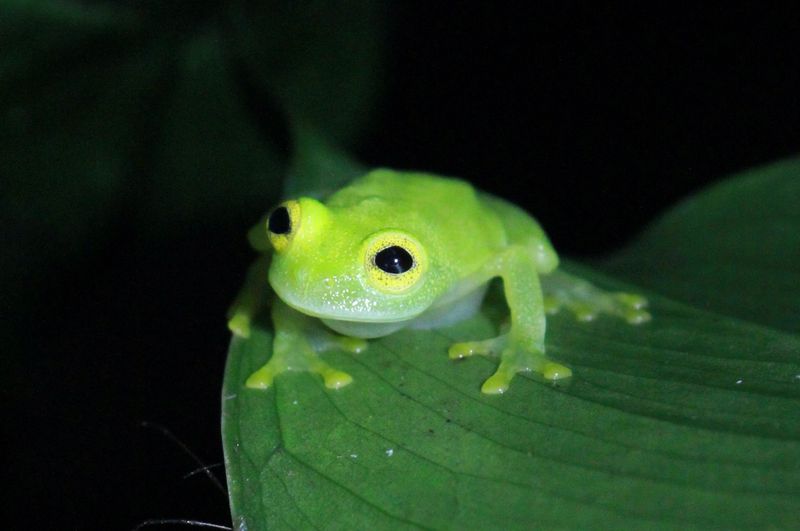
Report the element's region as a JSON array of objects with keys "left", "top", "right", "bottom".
[
  {"left": 222, "top": 159, "right": 800, "bottom": 529},
  {"left": 283, "top": 124, "right": 367, "bottom": 200},
  {"left": 224, "top": 0, "right": 386, "bottom": 145},
  {"left": 139, "top": 27, "right": 285, "bottom": 231}
]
